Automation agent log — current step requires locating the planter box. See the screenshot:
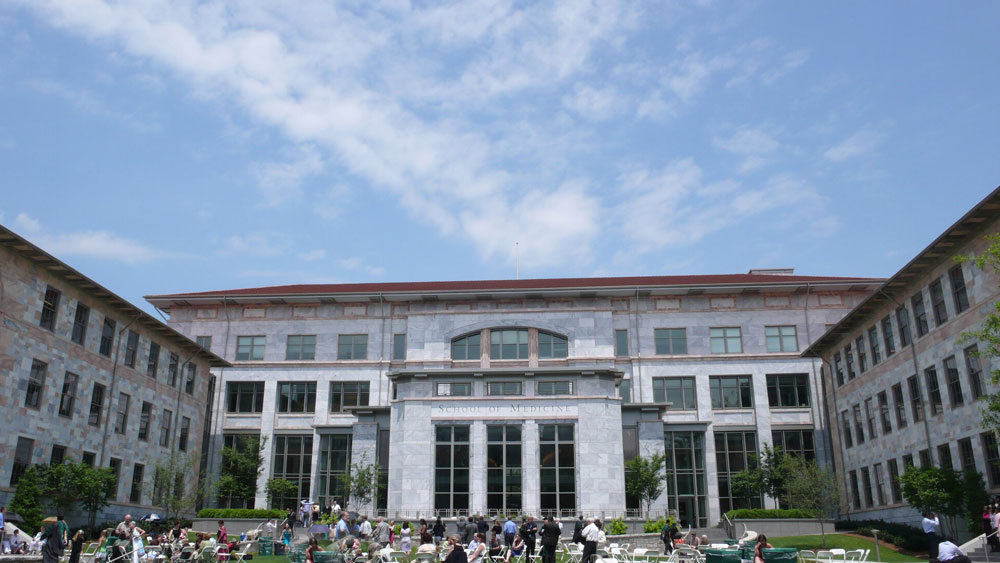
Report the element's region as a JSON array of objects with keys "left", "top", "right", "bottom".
[
  {"left": 192, "top": 518, "right": 277, "bottom": 536},
  {"left": 729, "top": 519, "right": 835, "bottom": 538}
]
